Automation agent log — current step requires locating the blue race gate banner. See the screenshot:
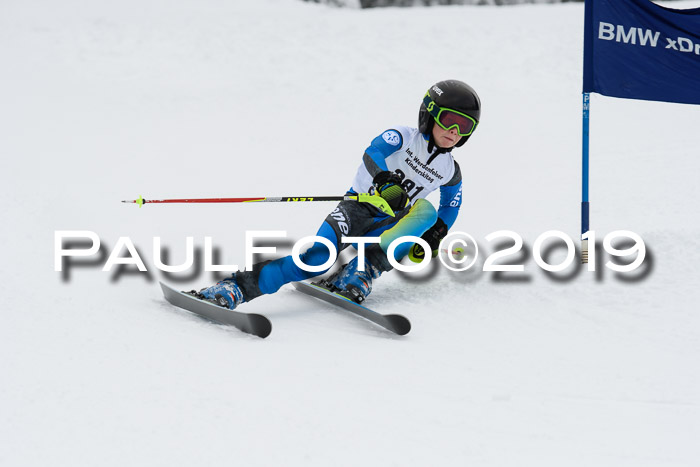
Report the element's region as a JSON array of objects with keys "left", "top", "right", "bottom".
[{"left": 583, "top": 0, "right": 700, "bottom": 105}]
